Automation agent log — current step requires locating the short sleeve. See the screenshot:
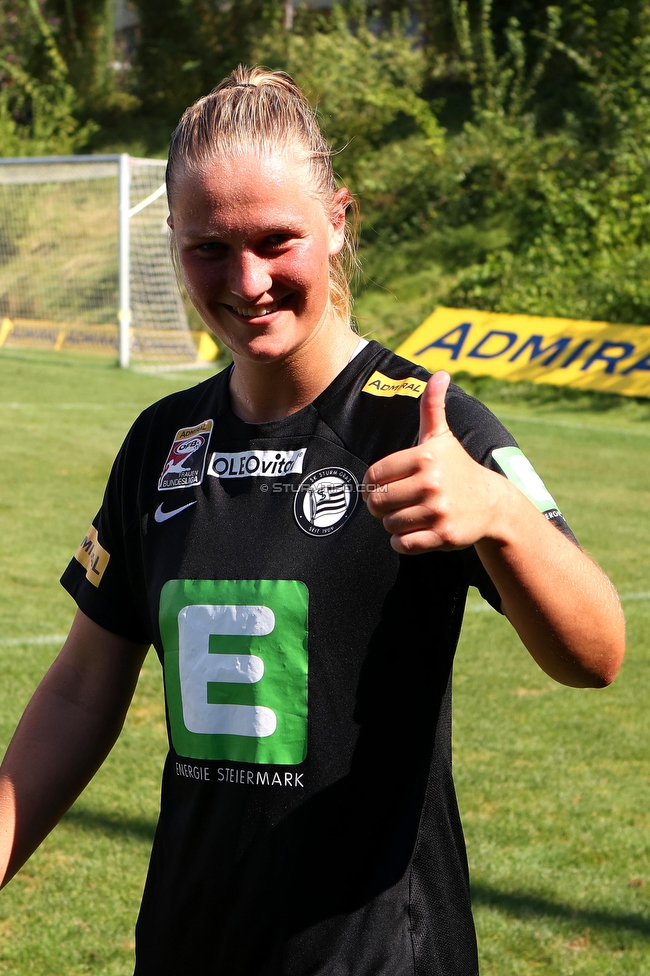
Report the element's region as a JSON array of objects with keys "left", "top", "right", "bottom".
[
  {"left": 60, "top": 419, "right": 152, "bottom": 644},
  {"left": 445, "top": 384, "right": 578, "bottom": 612}
]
